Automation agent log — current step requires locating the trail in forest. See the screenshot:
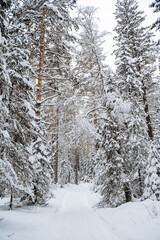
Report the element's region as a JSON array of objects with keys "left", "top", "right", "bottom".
[
  {"left": 50, "top": 183, "right": 119, "bottom": 240},
  {"left": 1, "top": 183, "right": 160, "bottom": 240}
]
